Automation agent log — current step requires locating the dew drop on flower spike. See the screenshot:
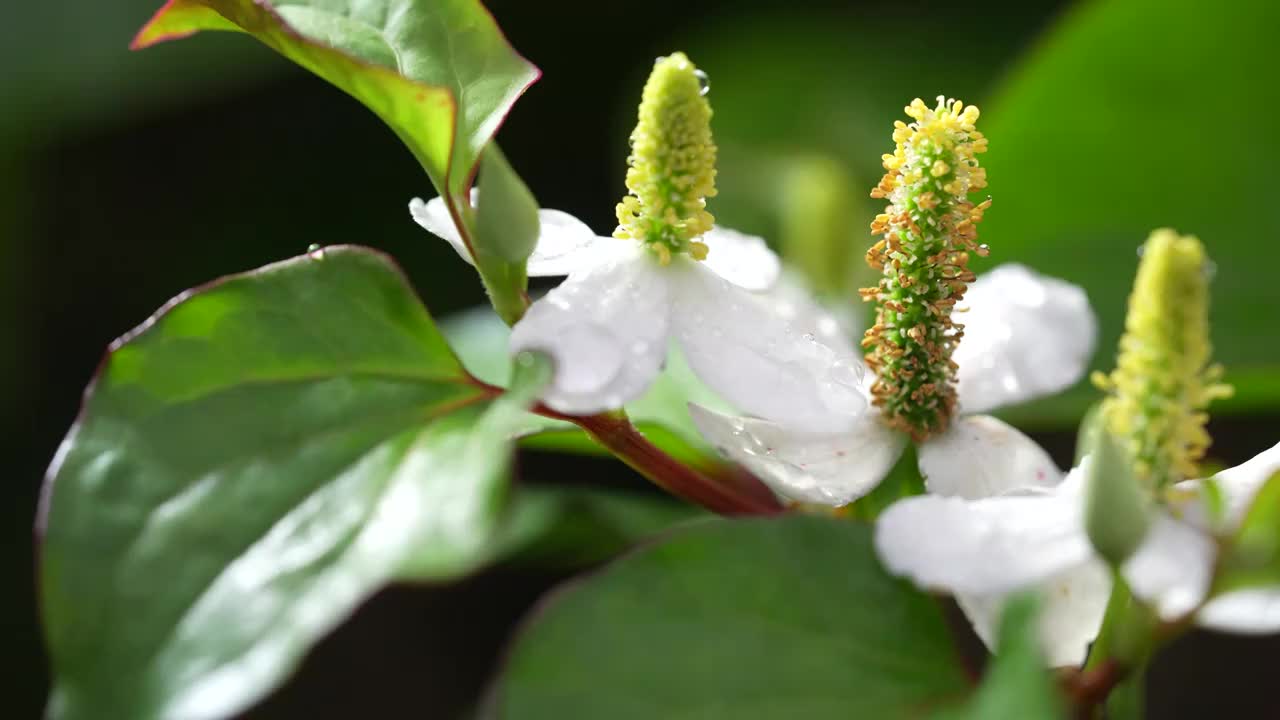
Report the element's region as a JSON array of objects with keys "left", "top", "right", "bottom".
[
  {"left": 861, "top": 96, "right": 990, "bottom": 441},
  {"left": 1093, "top": 230, "right": 1233, "bottom": 488},
  {"left": 614, "top": 53, "right": 717, "bottom": 264}
]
